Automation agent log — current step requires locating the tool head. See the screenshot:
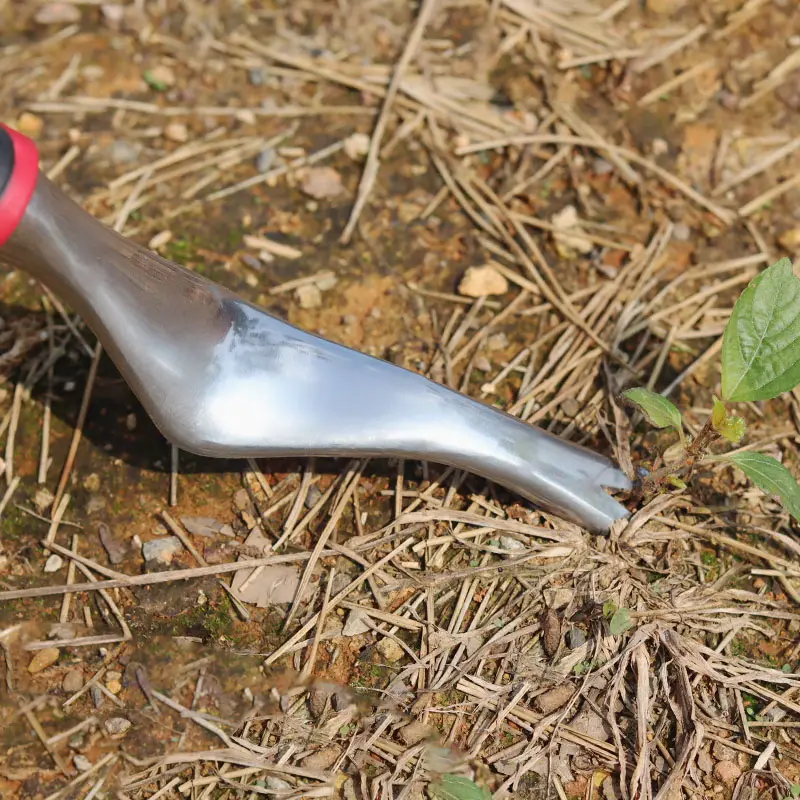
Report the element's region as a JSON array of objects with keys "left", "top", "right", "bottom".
[{"left": 0, "top": 124, "right": 631, "bottom": 532}]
